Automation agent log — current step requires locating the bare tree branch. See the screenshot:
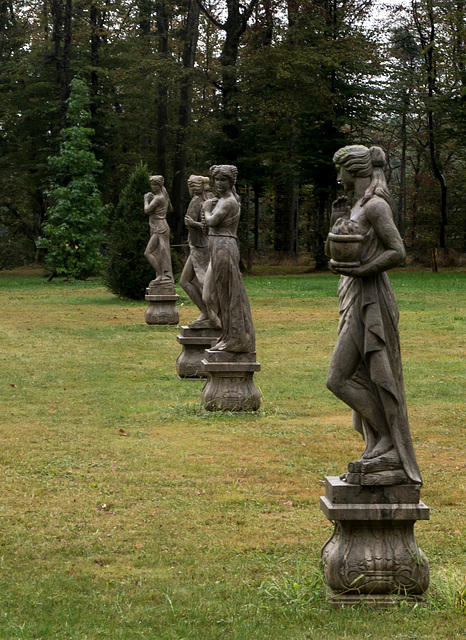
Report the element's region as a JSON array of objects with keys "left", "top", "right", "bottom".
[{"left": 196, "top": 0, "right": 225, "bottom": 30}]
